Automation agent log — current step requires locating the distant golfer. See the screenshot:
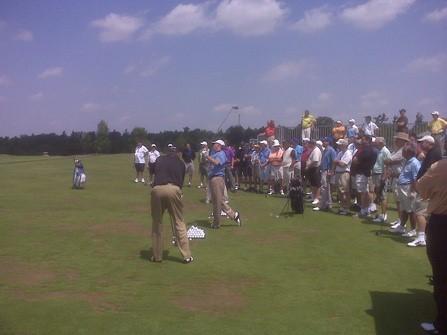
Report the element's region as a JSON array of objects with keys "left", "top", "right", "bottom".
[
  {"left": 134, "top": 139, "right": 148, "bottom": 183},
  {"left": 150, "top": 146, "right": 193, "bottom": 263},
  {"left": 206, "top": 140, "right": 241, "bottom": 228}
]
